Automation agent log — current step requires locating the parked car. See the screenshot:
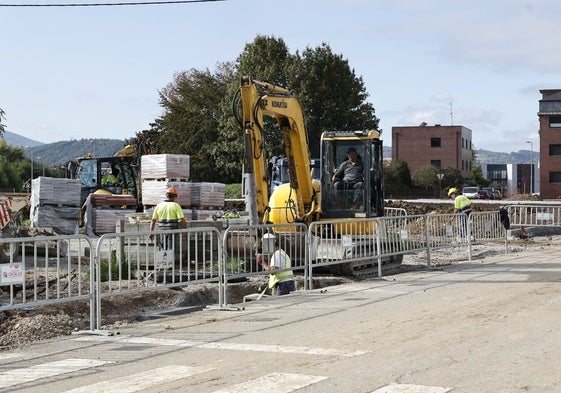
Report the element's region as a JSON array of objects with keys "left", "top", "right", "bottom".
[
  {"left": 480, "top": 187, "right": 495, "bottom": 200},
  {"left": 478, "top": 190, "right": 490, "bottom": 199},
  {"left": 462, "top": 186, "right": 480, "bottom": 199}
]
